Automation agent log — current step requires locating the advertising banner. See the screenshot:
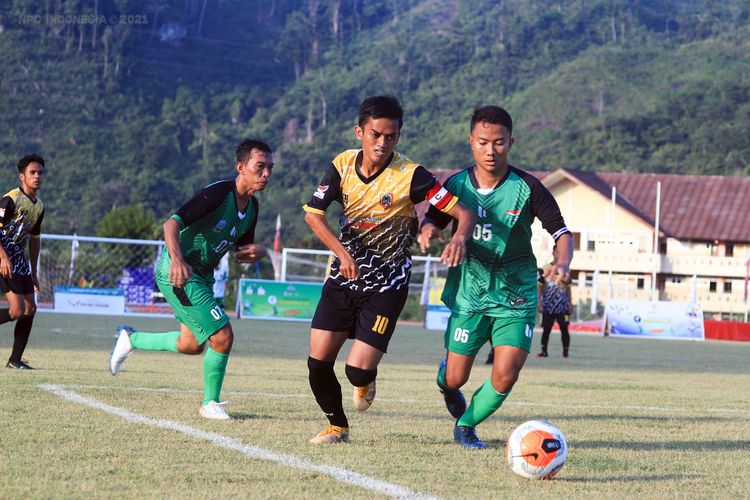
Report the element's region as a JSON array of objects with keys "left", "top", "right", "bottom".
[
  {"left": 605, "top": 299, "right": 704, "bottom": 340},
  {"left": 54, "top": 286, "right": 125, "bottom": 315},
  {"left": 237, "top": 279, "right": 322, "bottom": 321}
]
